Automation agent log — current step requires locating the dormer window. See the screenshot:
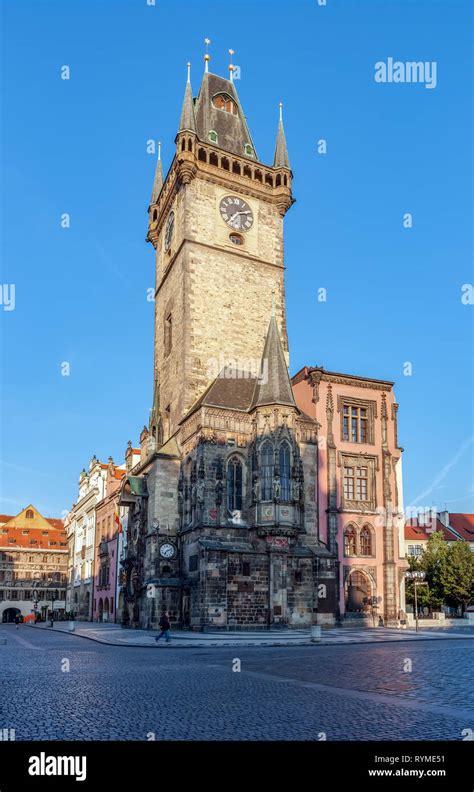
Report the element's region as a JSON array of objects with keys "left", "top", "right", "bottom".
[
  {"left": 243, "top": 143, "right": 254, "bottom": 157},
  {"left": 212, "top": 94, "right": 237, "bottom": 115},
  {"left": 208, "top": 130, "right": 218, "bottom": 144}
]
